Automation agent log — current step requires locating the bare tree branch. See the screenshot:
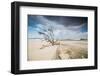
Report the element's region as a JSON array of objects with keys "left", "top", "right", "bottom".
[{"left": 37, "top": 24, "right": 57, "bottom": 45}]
